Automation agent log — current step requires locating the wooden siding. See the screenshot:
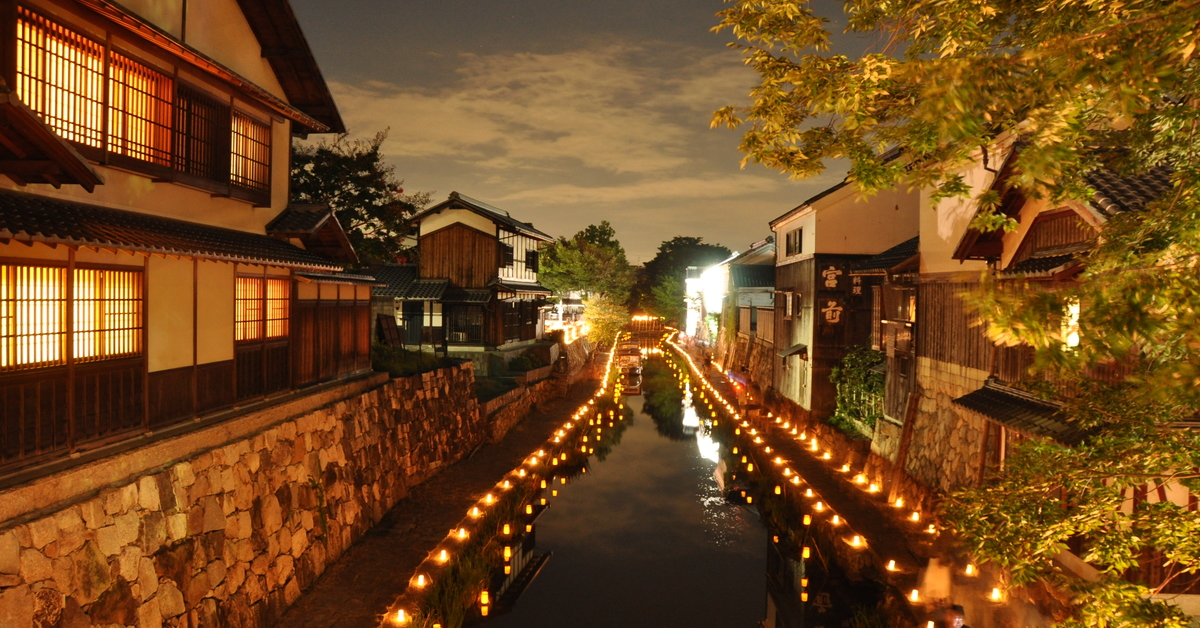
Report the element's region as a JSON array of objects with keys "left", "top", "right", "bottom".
[
  {"left": 917, "top": 282, "right": 993, "bottom": 372},
  {"left": 1011, "top": 210, "right": 1096, "bottom": 266},
  {"left": 774, "top": 257, "right": 815, "bottom": 408},
  {"left": 420, "top": 223, "right": 499, "bottom": 288},
  {"left": 292, "top": 300, "right": 370, "bottom": 388}
]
